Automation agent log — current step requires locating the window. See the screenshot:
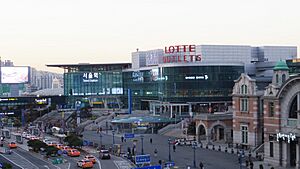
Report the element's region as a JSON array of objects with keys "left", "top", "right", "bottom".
[
  {"left": 241, "top": 125, "right": 248, "bottom": 144},
  {"left": 240, "top": 98, "right": 248, "bottom": 112},
  {"left": 270, "top": 142, "right": 274, "bottom": 157},
  {"left": 269, "top": 102, "right": 275, "bottom": 117},
  {"left": 282, "top": 74, "right": 286, "bottom": 83},
  {"left": 241, "top": 84, "right": 248, "bottom": 94},
  {"left": 276, "top": 74, "right": 279, "bottom": 84}
]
